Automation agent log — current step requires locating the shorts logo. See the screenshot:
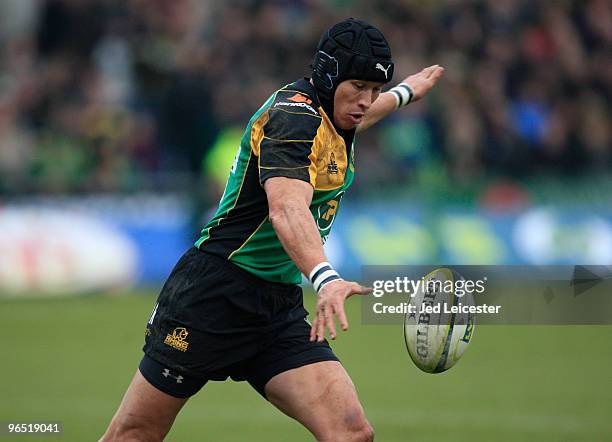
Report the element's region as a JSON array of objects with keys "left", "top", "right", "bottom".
[
  {"left": 164, "top": 327, "right": 190, "bottom": 352},
  {"left": 162, "top": 368, "right": 184, "bottom": 384}
]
